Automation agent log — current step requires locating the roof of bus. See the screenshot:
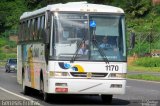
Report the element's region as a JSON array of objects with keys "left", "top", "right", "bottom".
[{"left": 20, "top": 1, "right": 124, "bottom": 20}]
